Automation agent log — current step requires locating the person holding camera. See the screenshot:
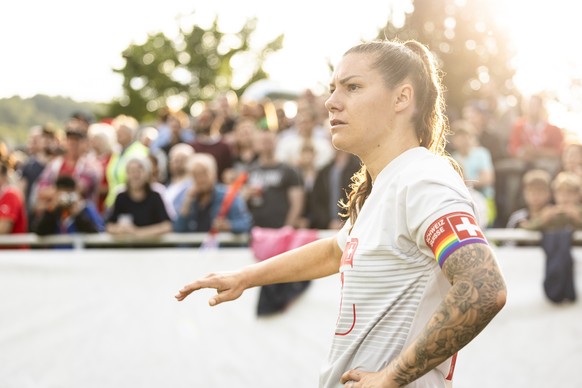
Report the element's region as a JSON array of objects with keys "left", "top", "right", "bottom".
[{"left": 31, "top": 175, "right": 104, "bottom": 236}]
